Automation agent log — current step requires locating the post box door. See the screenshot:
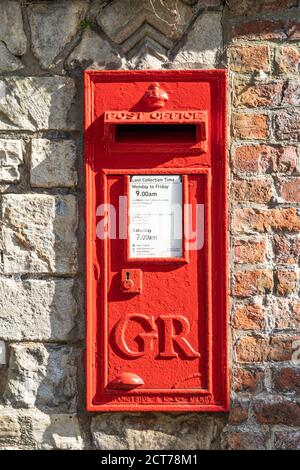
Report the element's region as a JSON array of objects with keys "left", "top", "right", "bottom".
[{"left": 85, "top": 70, "right": 228, "bottom": 412}]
